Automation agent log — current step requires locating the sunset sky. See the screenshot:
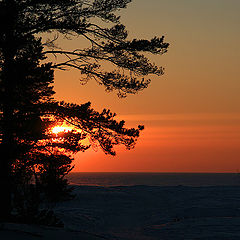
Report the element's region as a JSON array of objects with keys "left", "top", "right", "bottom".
[{"left": 52, "top": 0, "right": 240, "bottom": 172}]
